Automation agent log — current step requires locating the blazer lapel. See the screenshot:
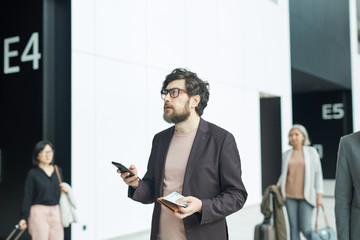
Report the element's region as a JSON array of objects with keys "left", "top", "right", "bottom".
[
  {"left": 283, "top": 149, "right": 292, "bottom": 172},
  {"left": 183, "top": 119, "right": 210, "bottom": 190},
  {"left": 158, "top": 127, "right": 175, "bottom": 196},
  {"left": 303, "top": 147, "right": 311, "bottom": 188},
  {"left": 356, "top": 131, "right": 360, "bottom": 146}
]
